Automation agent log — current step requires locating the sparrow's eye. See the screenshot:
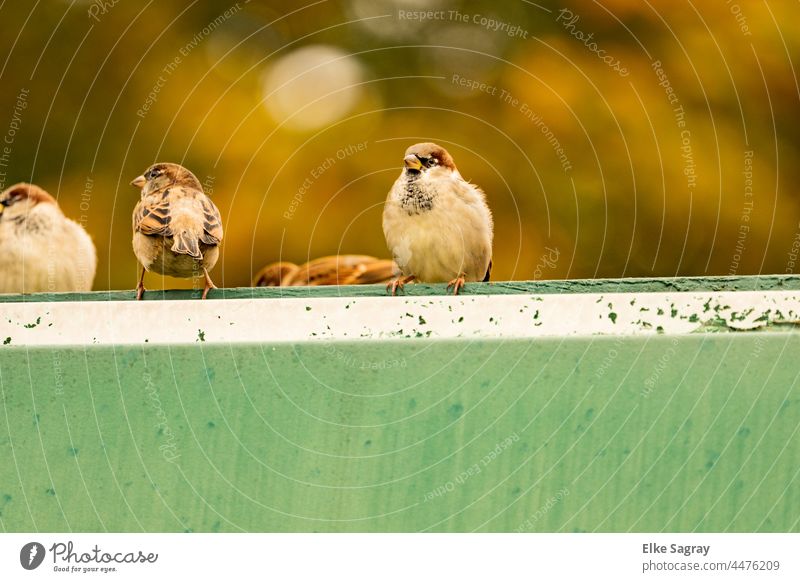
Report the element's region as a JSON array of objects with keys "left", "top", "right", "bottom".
[
  {"left": 1, "top": 190, "right": 23, "bottom": 205},
  {"left": 147, "top": 169, "right": 160, "bottom": 180}
]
